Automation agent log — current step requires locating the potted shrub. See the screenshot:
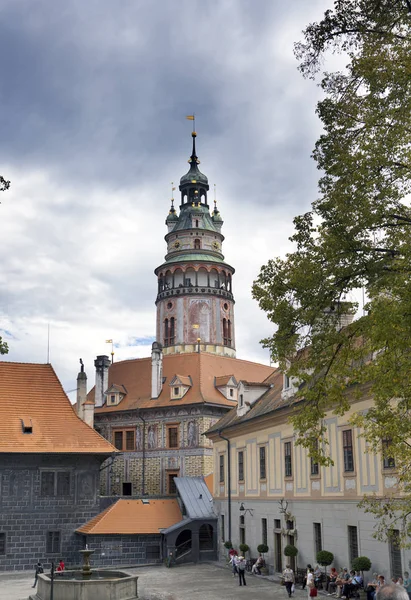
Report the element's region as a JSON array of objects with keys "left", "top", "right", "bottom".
[
  {"left": 316, "top": 550, "right": 334, "bottom": 576},
  {"left": 239, "top": 543, "right": 249, "bottom": 557},
  {"left": 351, "top": 556, "right": 372, "bottom": 581},
  {"left": 284, "top": 544, "right": 298, "bottom": 570},
  {"left": 257, "top": 544, "right": 269, "bottom": 575}
]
